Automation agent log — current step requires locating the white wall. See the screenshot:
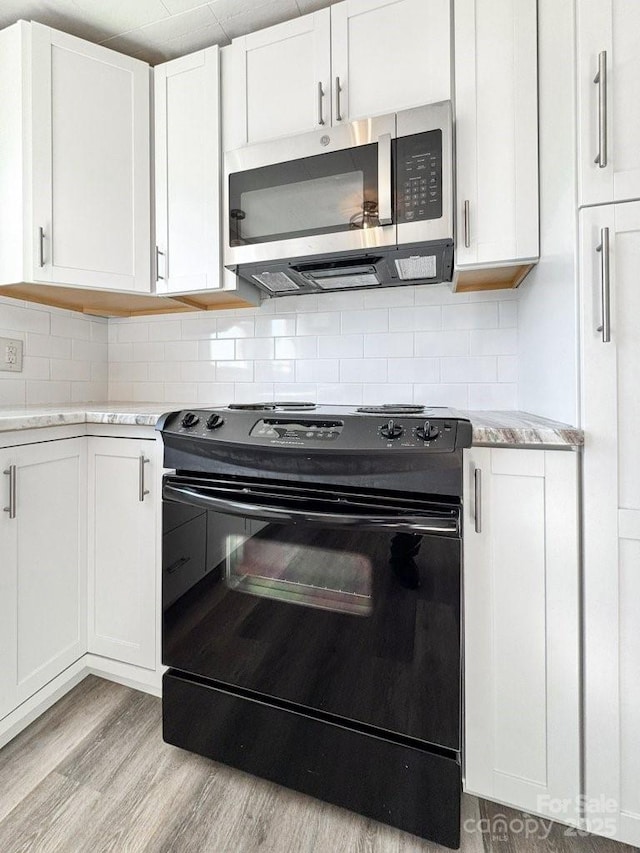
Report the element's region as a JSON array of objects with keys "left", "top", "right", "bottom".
[
  {"left": 0, "top": 296, "right": 107, "bottom": 405},
  {"left": 107, "top": 284, "right": 519, "bottom": 408},
  {"left": 517, "top": 0, "right": 579, "bottom": 426}
]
